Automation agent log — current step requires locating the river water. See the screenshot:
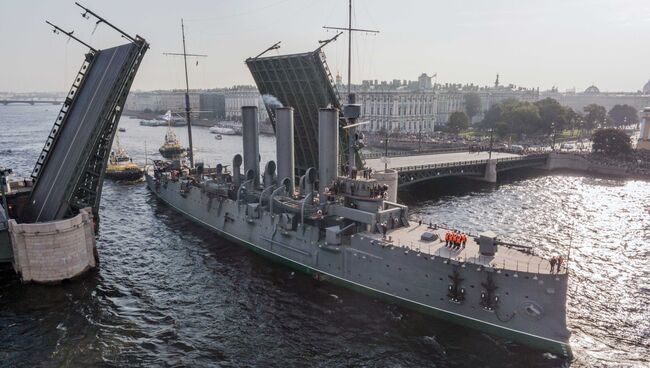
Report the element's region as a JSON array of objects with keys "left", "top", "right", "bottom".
[{"left": 0, "top": 105, "right": 648, "bottom": 367}]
